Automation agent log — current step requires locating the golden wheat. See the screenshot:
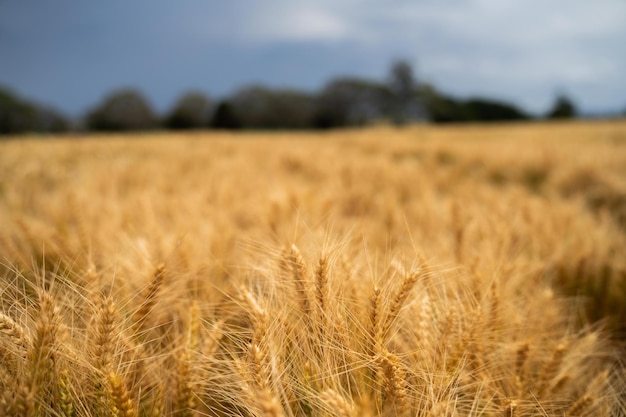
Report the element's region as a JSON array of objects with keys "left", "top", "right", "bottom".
[{"left": 0, "top": 121, "right": 625, "bottom": 416}]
